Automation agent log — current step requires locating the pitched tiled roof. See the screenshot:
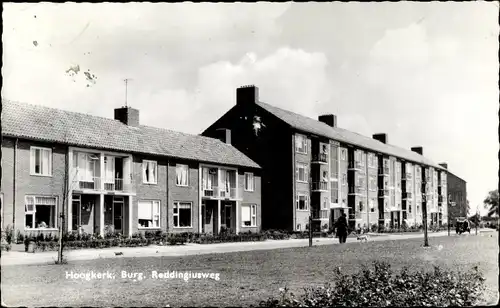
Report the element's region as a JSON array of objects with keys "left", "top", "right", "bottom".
[
  {"left": 257, "top": 101, "right": 445, "bottom": 170},
  {"left": 1, "top": 100, "right": 260, "bottom": 169}
]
